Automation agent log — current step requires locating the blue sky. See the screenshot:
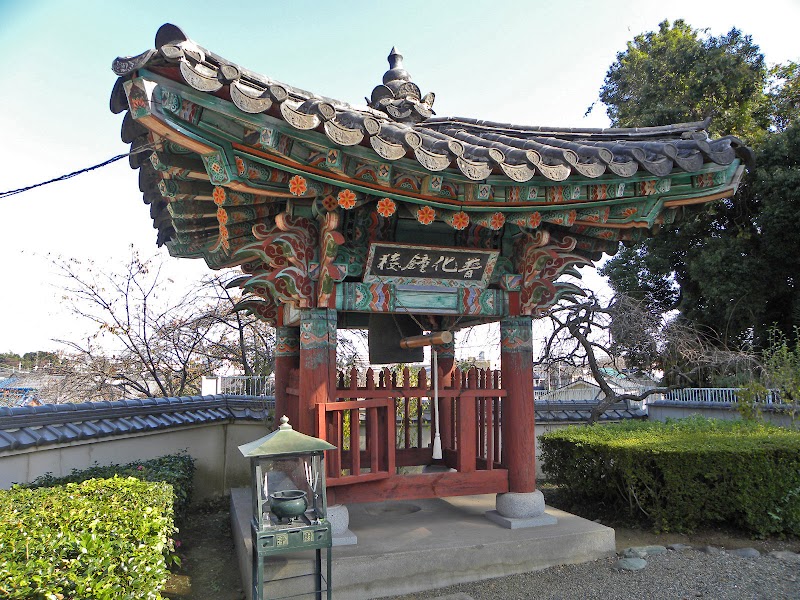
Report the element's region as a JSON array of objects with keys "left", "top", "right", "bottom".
[{"left": 1, "top": 0, "right": 799, "bottom": 354}]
